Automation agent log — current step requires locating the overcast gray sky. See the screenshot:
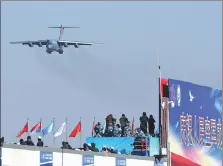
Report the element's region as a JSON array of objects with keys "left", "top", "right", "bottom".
[{"left": 1, "top": 2, "right": 222, "bottom": 147}]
